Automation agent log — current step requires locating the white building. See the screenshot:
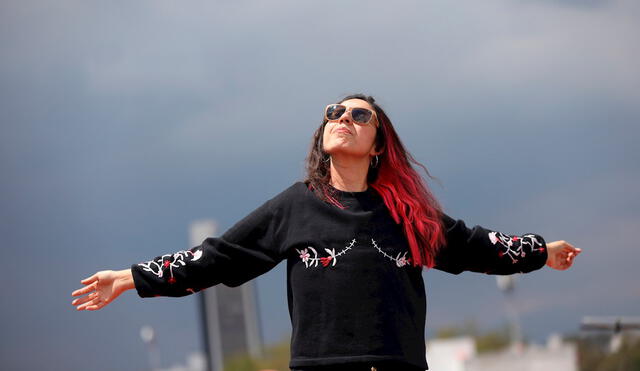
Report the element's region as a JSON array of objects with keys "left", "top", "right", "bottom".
[{"left": 426, "top": 333, "right": 577, "bottom": 371}]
